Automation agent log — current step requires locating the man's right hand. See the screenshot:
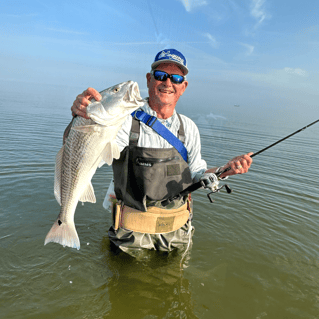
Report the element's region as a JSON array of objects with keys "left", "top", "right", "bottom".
[{"left": 71, "top": 87, "right": 102, "bottom": 119}]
